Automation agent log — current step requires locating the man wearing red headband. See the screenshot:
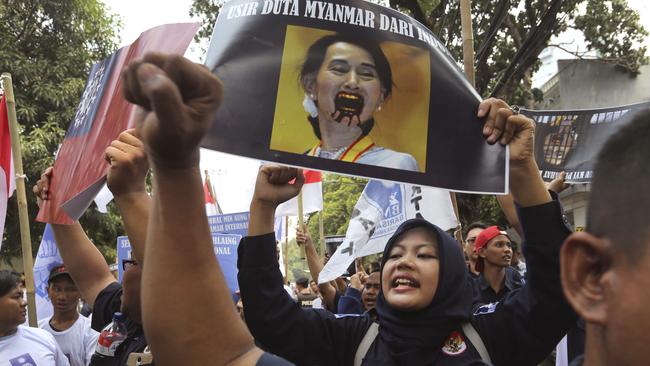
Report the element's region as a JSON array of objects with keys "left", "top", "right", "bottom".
[{"left": 474, "top": 226, "right": 523, "bottom": 304}]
